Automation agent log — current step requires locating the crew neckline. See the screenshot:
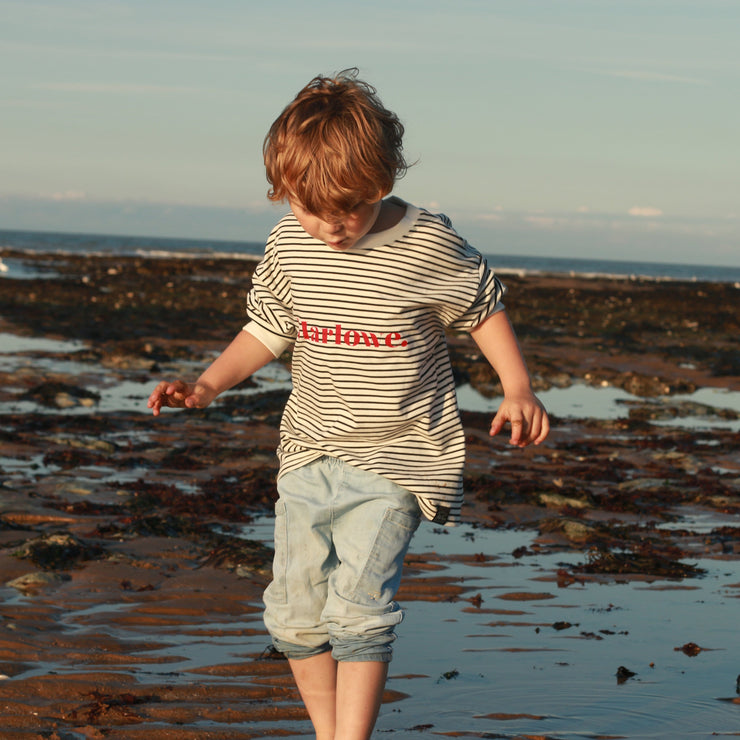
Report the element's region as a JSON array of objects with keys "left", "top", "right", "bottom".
[{"left": 352, "top": 196, "right": 418, "bottom": 252}]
